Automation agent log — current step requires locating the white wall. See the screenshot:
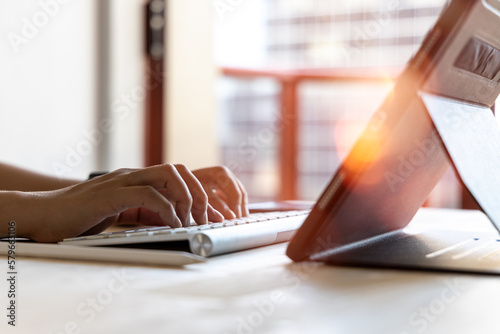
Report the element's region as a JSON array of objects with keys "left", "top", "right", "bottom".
[
  {"left": 107, "top": 0, "right": 144, "bottom": 170},
  {"left": 0, "top": 0, "right": 222, "bottom": 179},
  {"left": 165, "top": 0, "right": 219, "bottom": 169},
  {"left": 0, "top": 0, "right": 96, "bottom": 179}
]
